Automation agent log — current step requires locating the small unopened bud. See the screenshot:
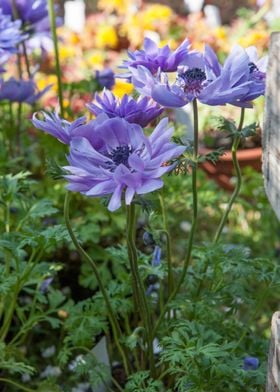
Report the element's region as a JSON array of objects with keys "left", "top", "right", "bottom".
[
  {"left": 143, "top": 231, "right": 155, "bottom": 246},
  {"left": 152, "top": 246, "right": 161, "bottom": 267}
]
